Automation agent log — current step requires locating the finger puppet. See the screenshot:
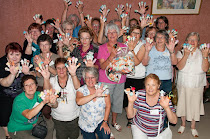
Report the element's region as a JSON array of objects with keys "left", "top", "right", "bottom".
[
  {"left": 183, "top": 43, "right": 194, "bottom": 51},
  {"left": 64, "top": 0, "right": 72, "bottom": 6}
]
